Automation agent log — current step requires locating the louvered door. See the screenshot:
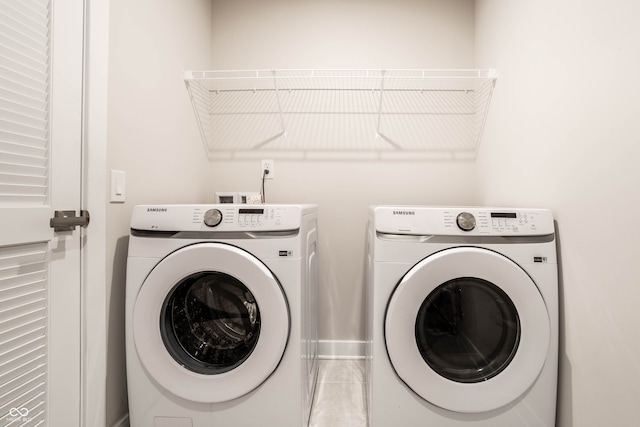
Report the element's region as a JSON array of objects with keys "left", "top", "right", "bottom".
[
  {"left": 0, "top": 244, "right": 48, "bottom": 425},
  {"left": 1, "top": 1, "right": 83, "bottom": 426}
]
